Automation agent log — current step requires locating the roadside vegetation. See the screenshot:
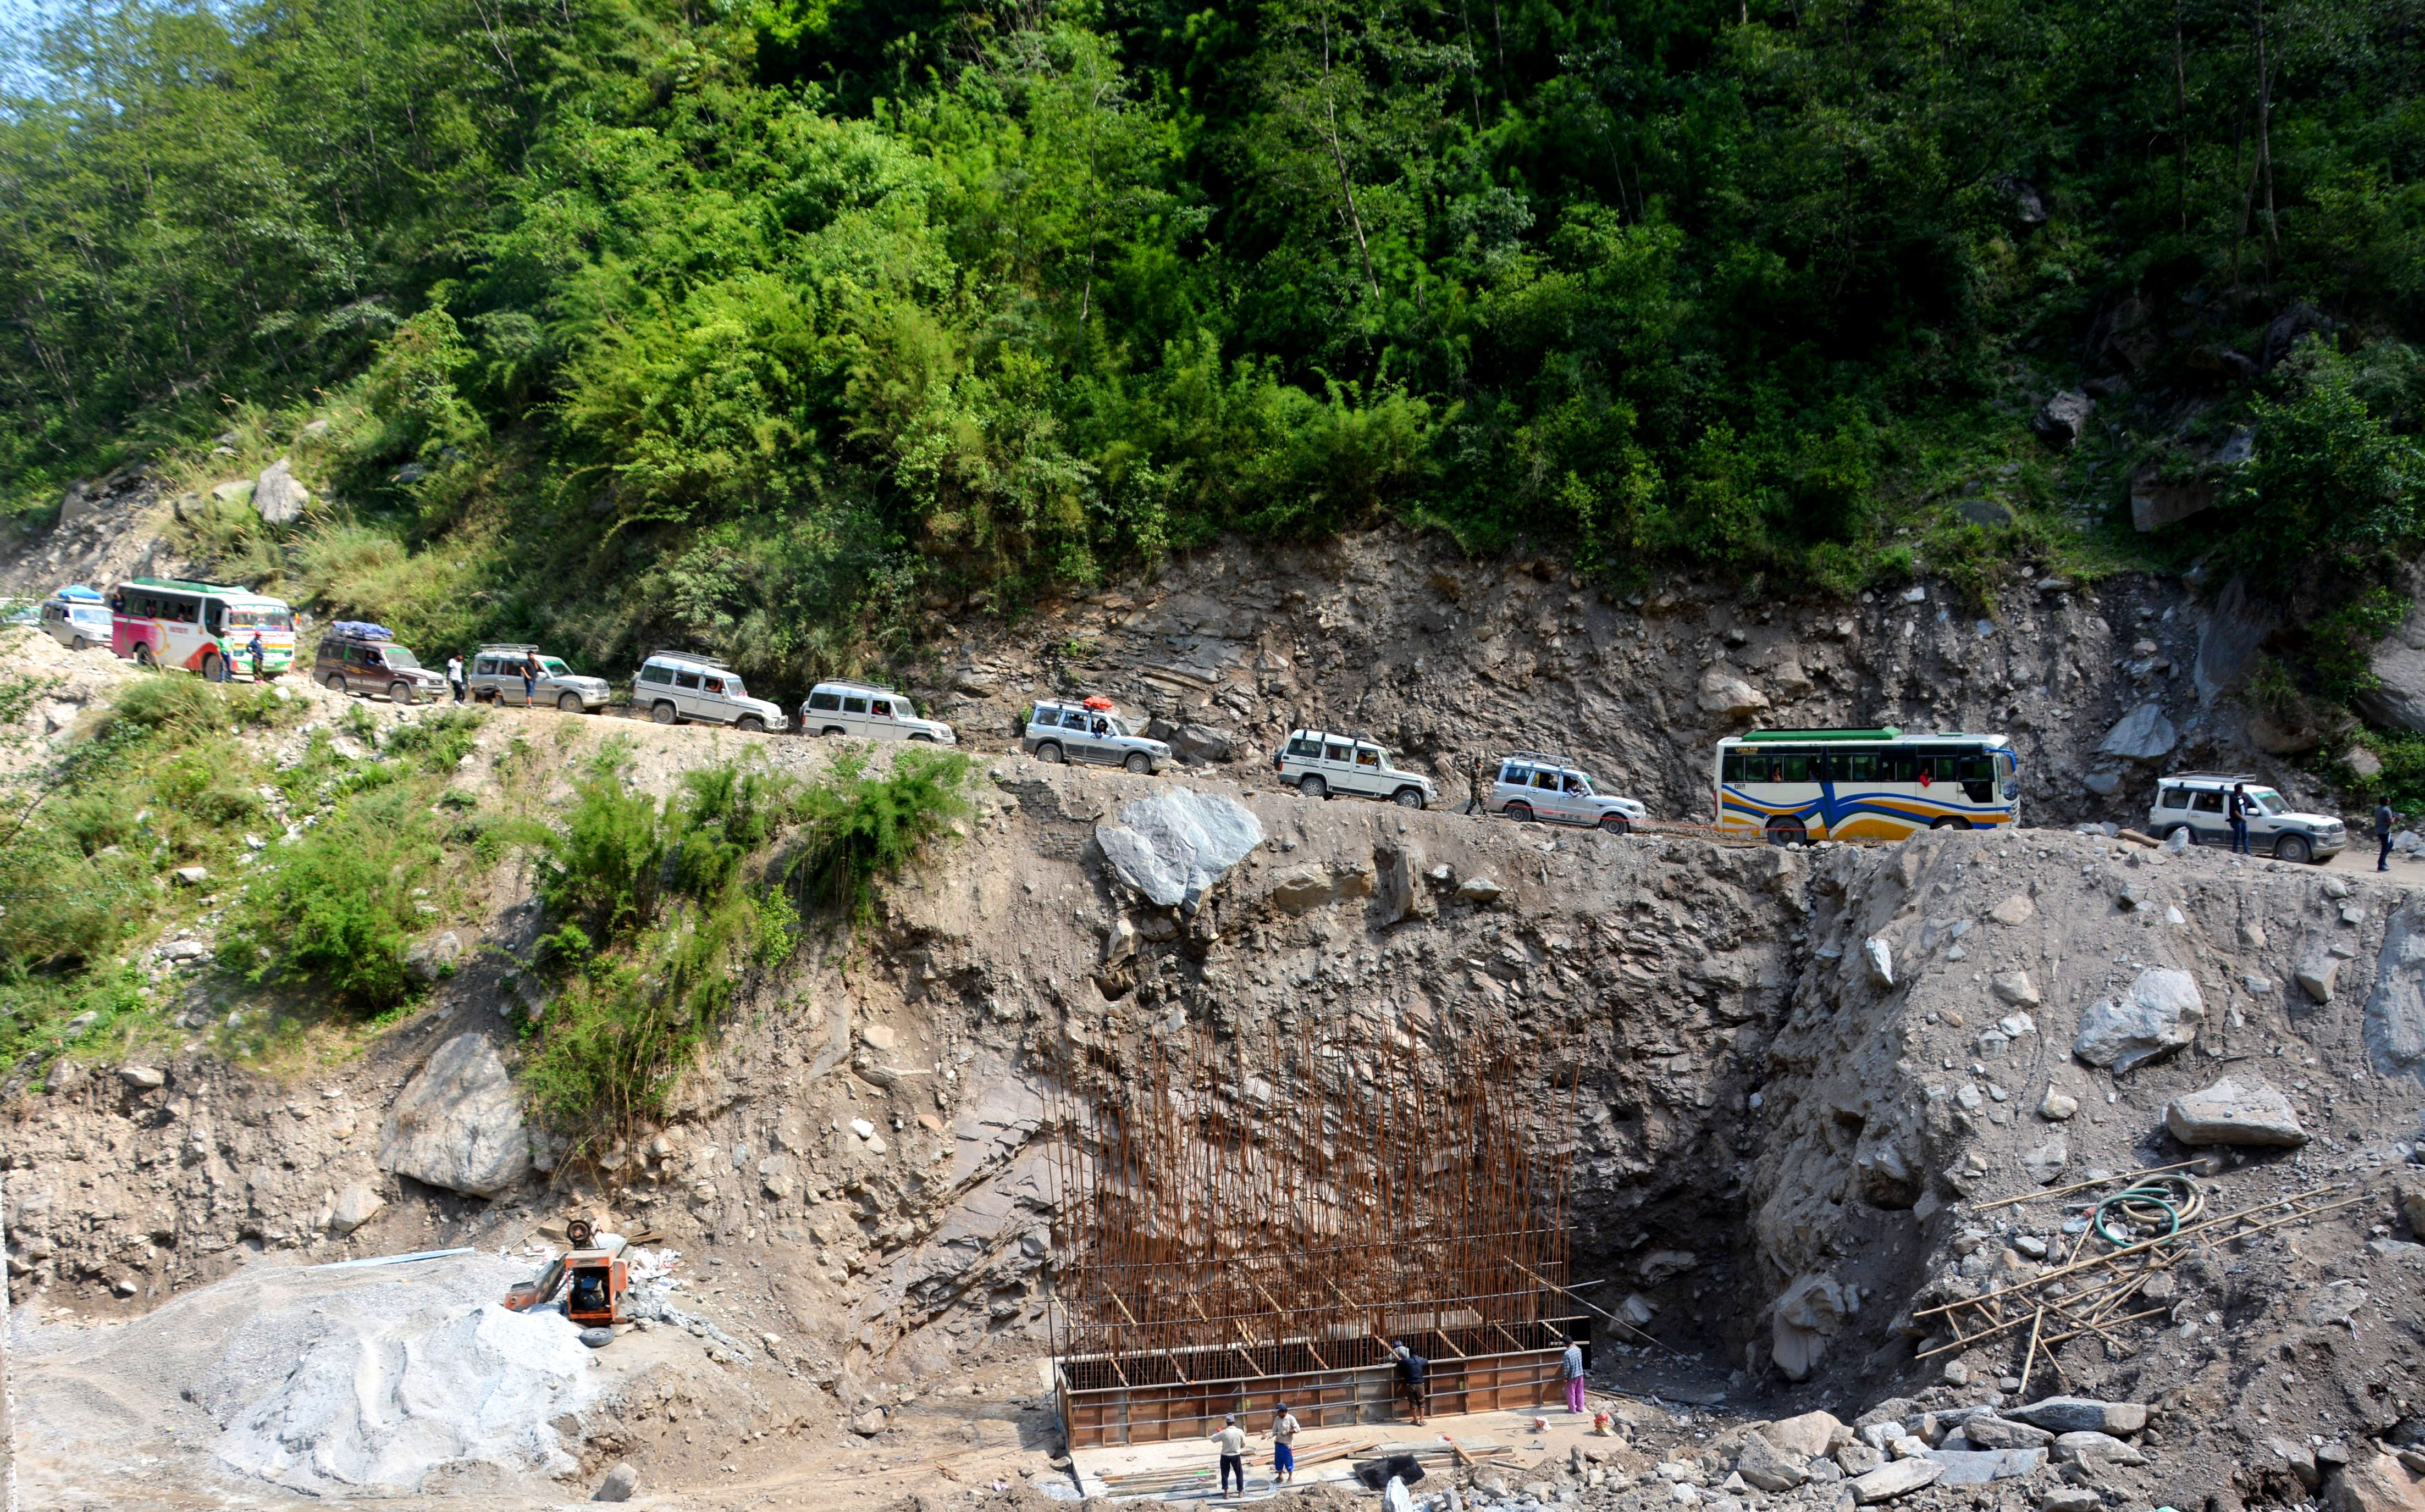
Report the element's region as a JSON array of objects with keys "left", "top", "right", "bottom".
[
  {"left": 520, "top": 740, "right": 970, "bottom": 1138},
  {"left": 0, "top": 670, "right": 507, "bottom": 1077}
]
